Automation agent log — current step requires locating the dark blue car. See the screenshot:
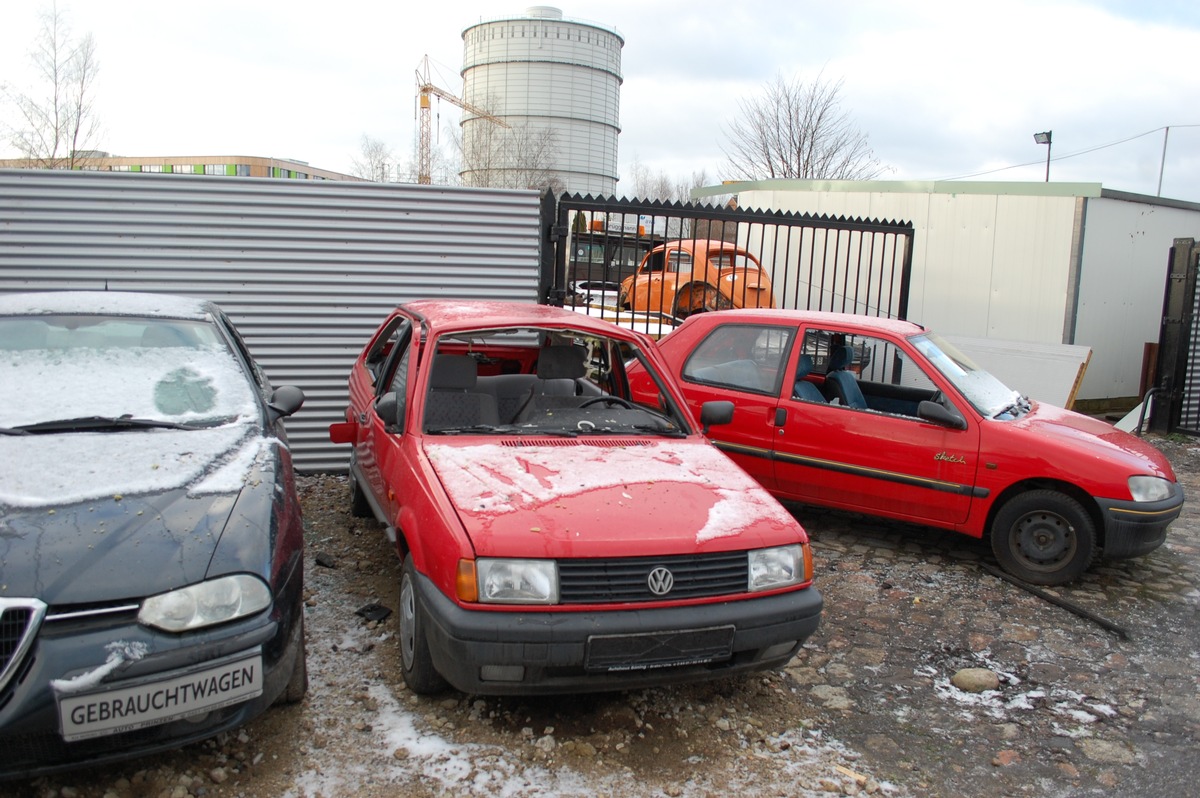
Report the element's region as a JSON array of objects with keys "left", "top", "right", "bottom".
[{"left": 0, "top": 291, "right": 306, "bottom": 780}]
